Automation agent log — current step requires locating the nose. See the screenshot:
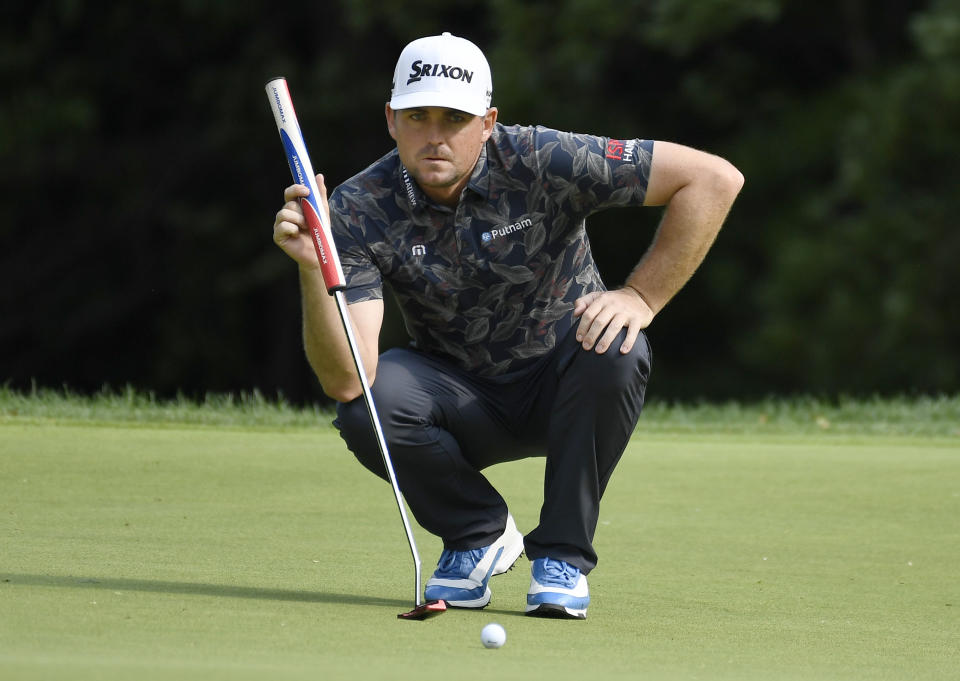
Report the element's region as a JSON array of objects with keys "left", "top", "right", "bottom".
[{"left": 424, "top": 120, "right": 445, "bottom": 146}]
